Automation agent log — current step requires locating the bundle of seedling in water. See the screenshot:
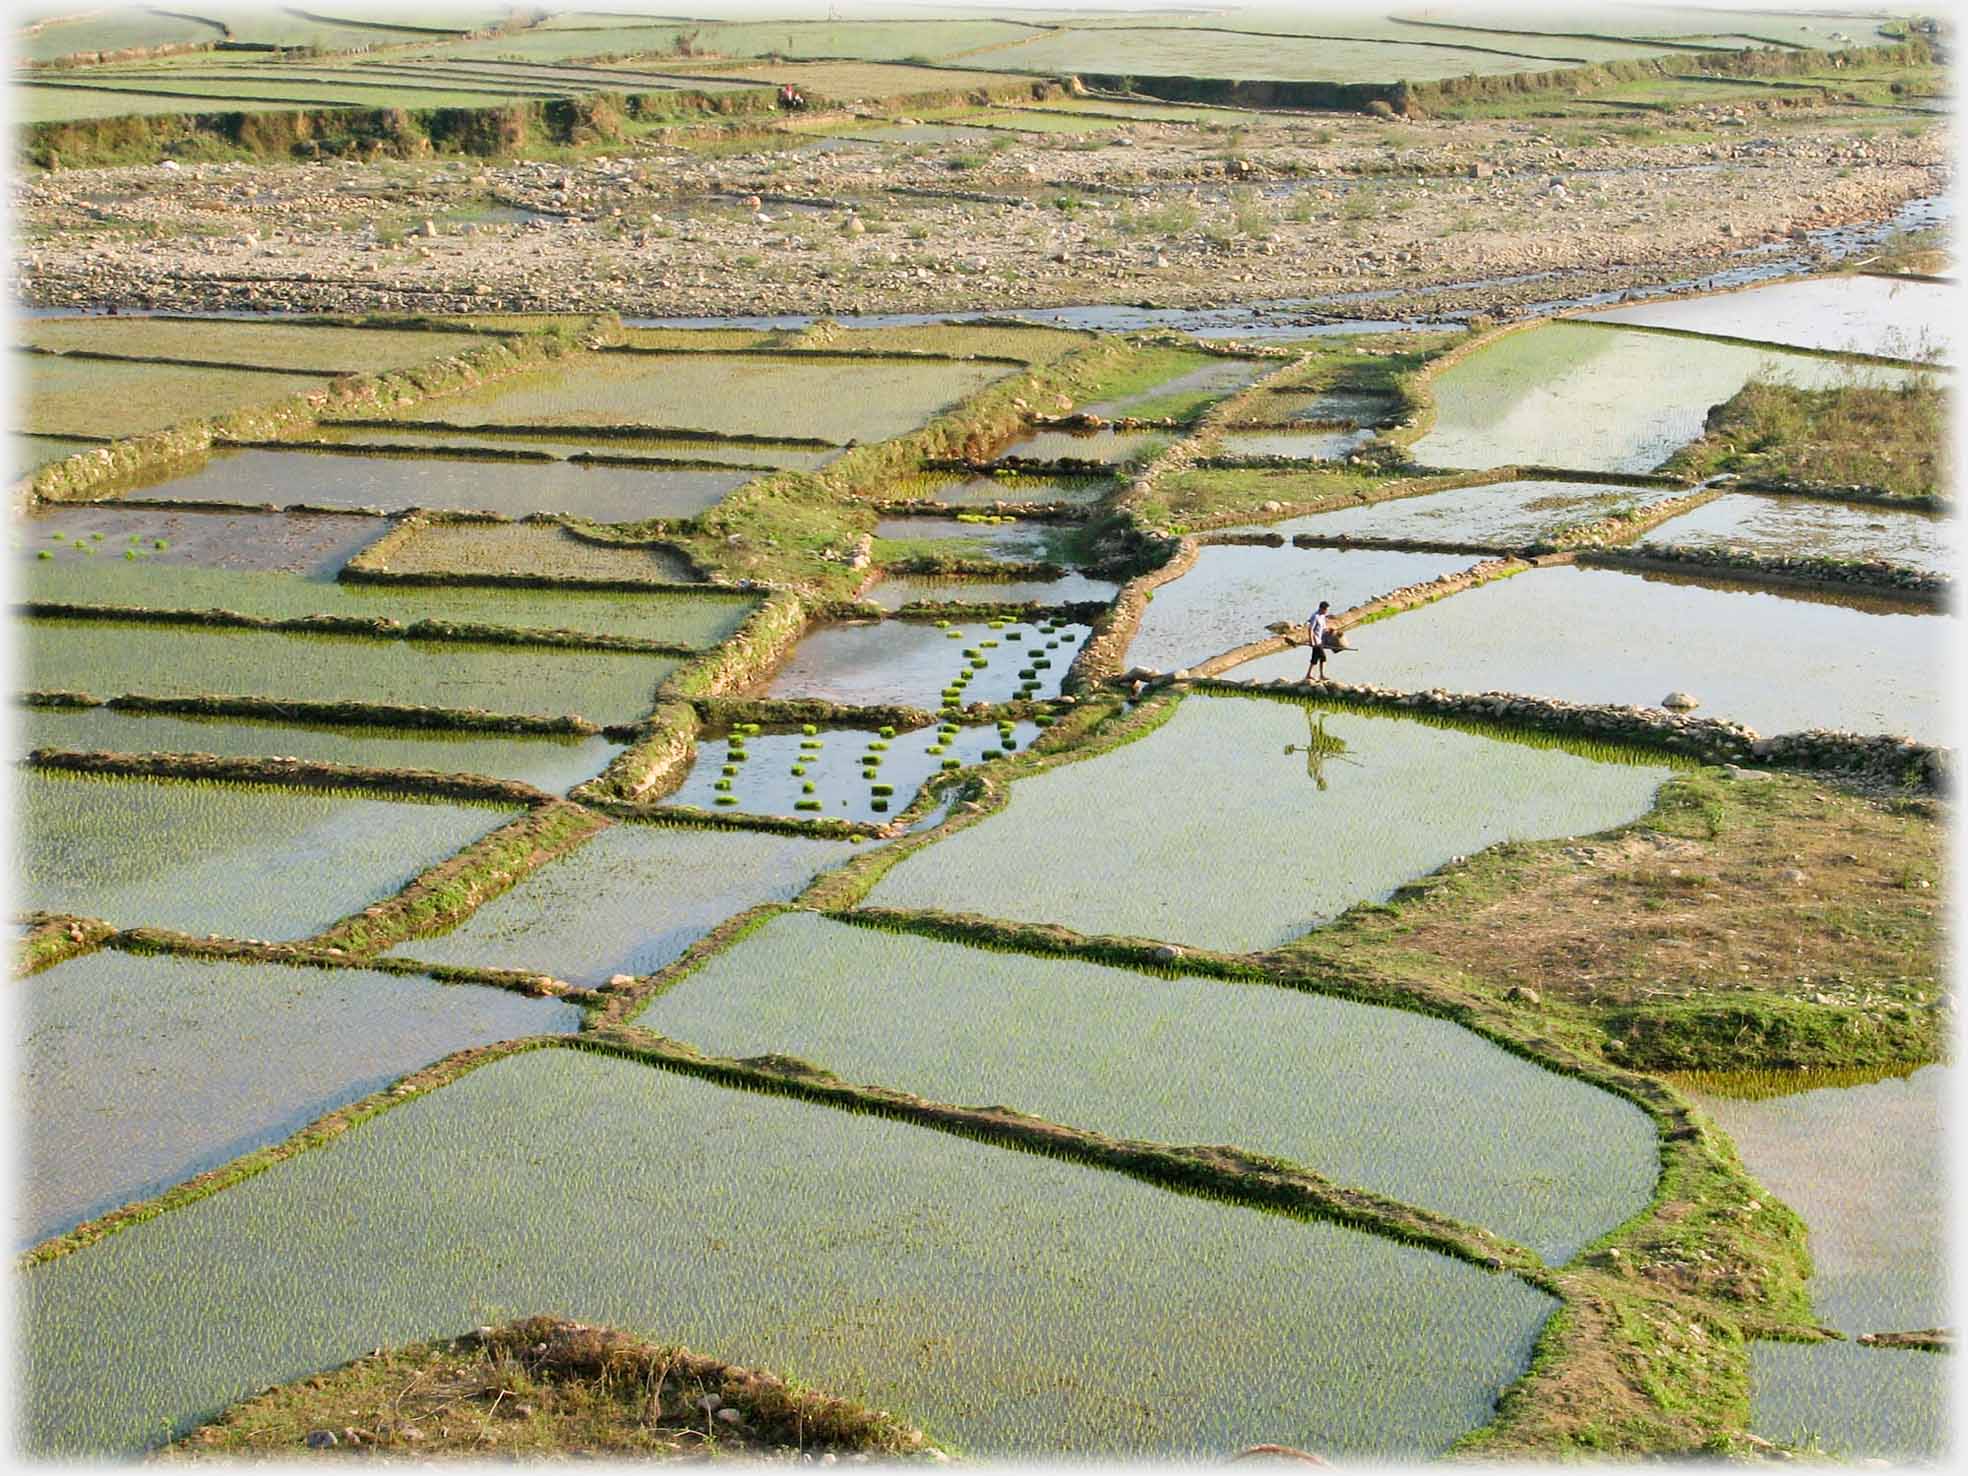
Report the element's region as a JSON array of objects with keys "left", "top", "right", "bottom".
[{"left": 933, "top": 617, "right": 1073, "bottom": 710}]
